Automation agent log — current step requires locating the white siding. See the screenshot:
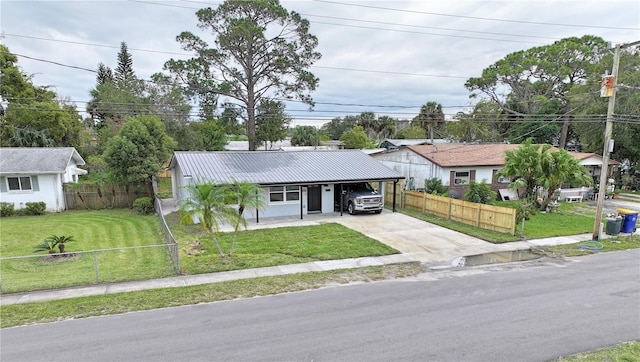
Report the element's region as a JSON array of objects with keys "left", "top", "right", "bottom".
[
  {"left": 372, "top": 150, "right": 436, "bottom": 189},
  {"left": 0, "top": 174, "right": 63, "bottom": 212}
]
